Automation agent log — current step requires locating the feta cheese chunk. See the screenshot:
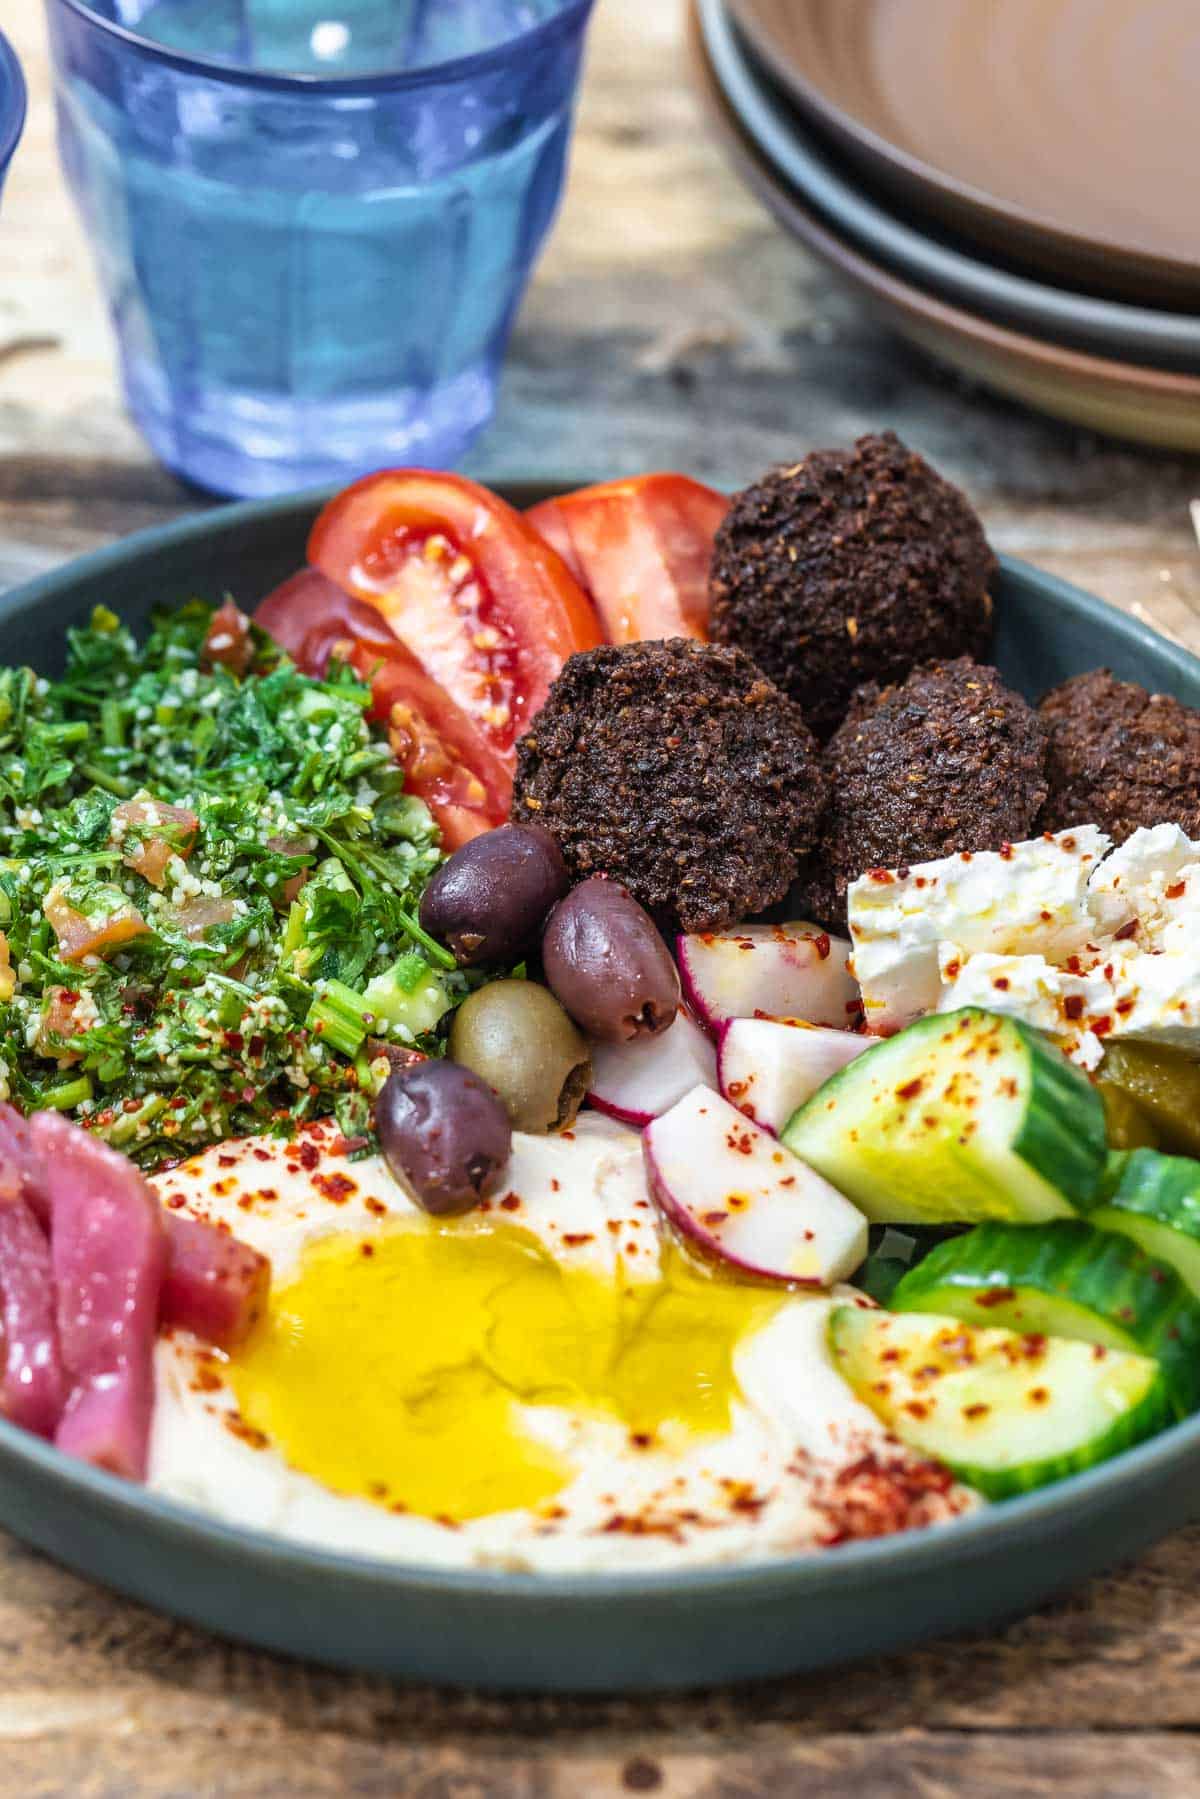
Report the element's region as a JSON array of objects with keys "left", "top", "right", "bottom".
[
  {"left": 849, "top": 828, "right": 1111, "bottom": 1033},
  {"left": 856, "top": 823, "right": 1200, "bottom": 1066}
]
